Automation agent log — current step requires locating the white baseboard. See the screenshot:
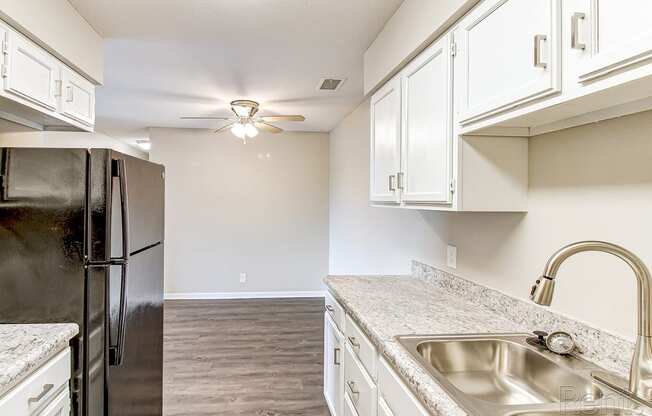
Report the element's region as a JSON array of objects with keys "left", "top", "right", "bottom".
[{"left": 164, "top": 290, "right": 326, "bottom": 300}]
